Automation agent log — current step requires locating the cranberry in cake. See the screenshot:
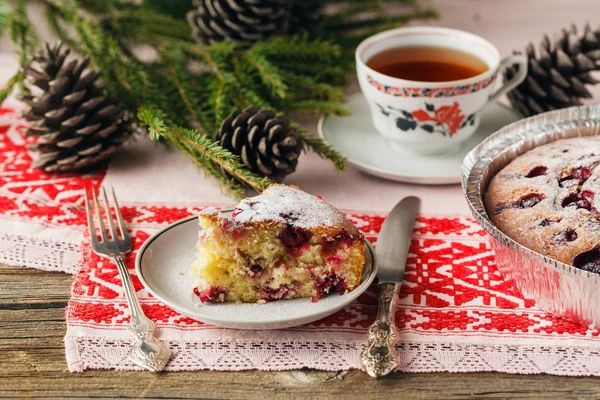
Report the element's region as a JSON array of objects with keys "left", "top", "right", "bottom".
[
  {"left": 191, "top": 185, "right": 365, "bottom": 303},
  {"left": 485, "top": 137, "right": 600, "bottom": 273}
]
